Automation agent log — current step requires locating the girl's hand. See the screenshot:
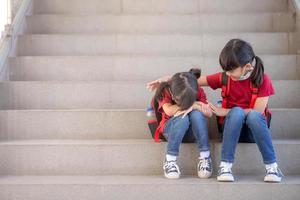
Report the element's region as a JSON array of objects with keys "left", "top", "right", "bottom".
[
  {"left": 208, "top": 102, "right": 230, "bottom": 117},
  {"left": 174, "top": 106, "right": 193, "bottom": 118},
  {"left": 193, "top": 102, "right": 213, "bottom": 118},
  {"left": 146, "top": 76, "right": 171, "bottom": 92},
  {"left": 199, "top": 102, "right": 213, "bottom": 117}
]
